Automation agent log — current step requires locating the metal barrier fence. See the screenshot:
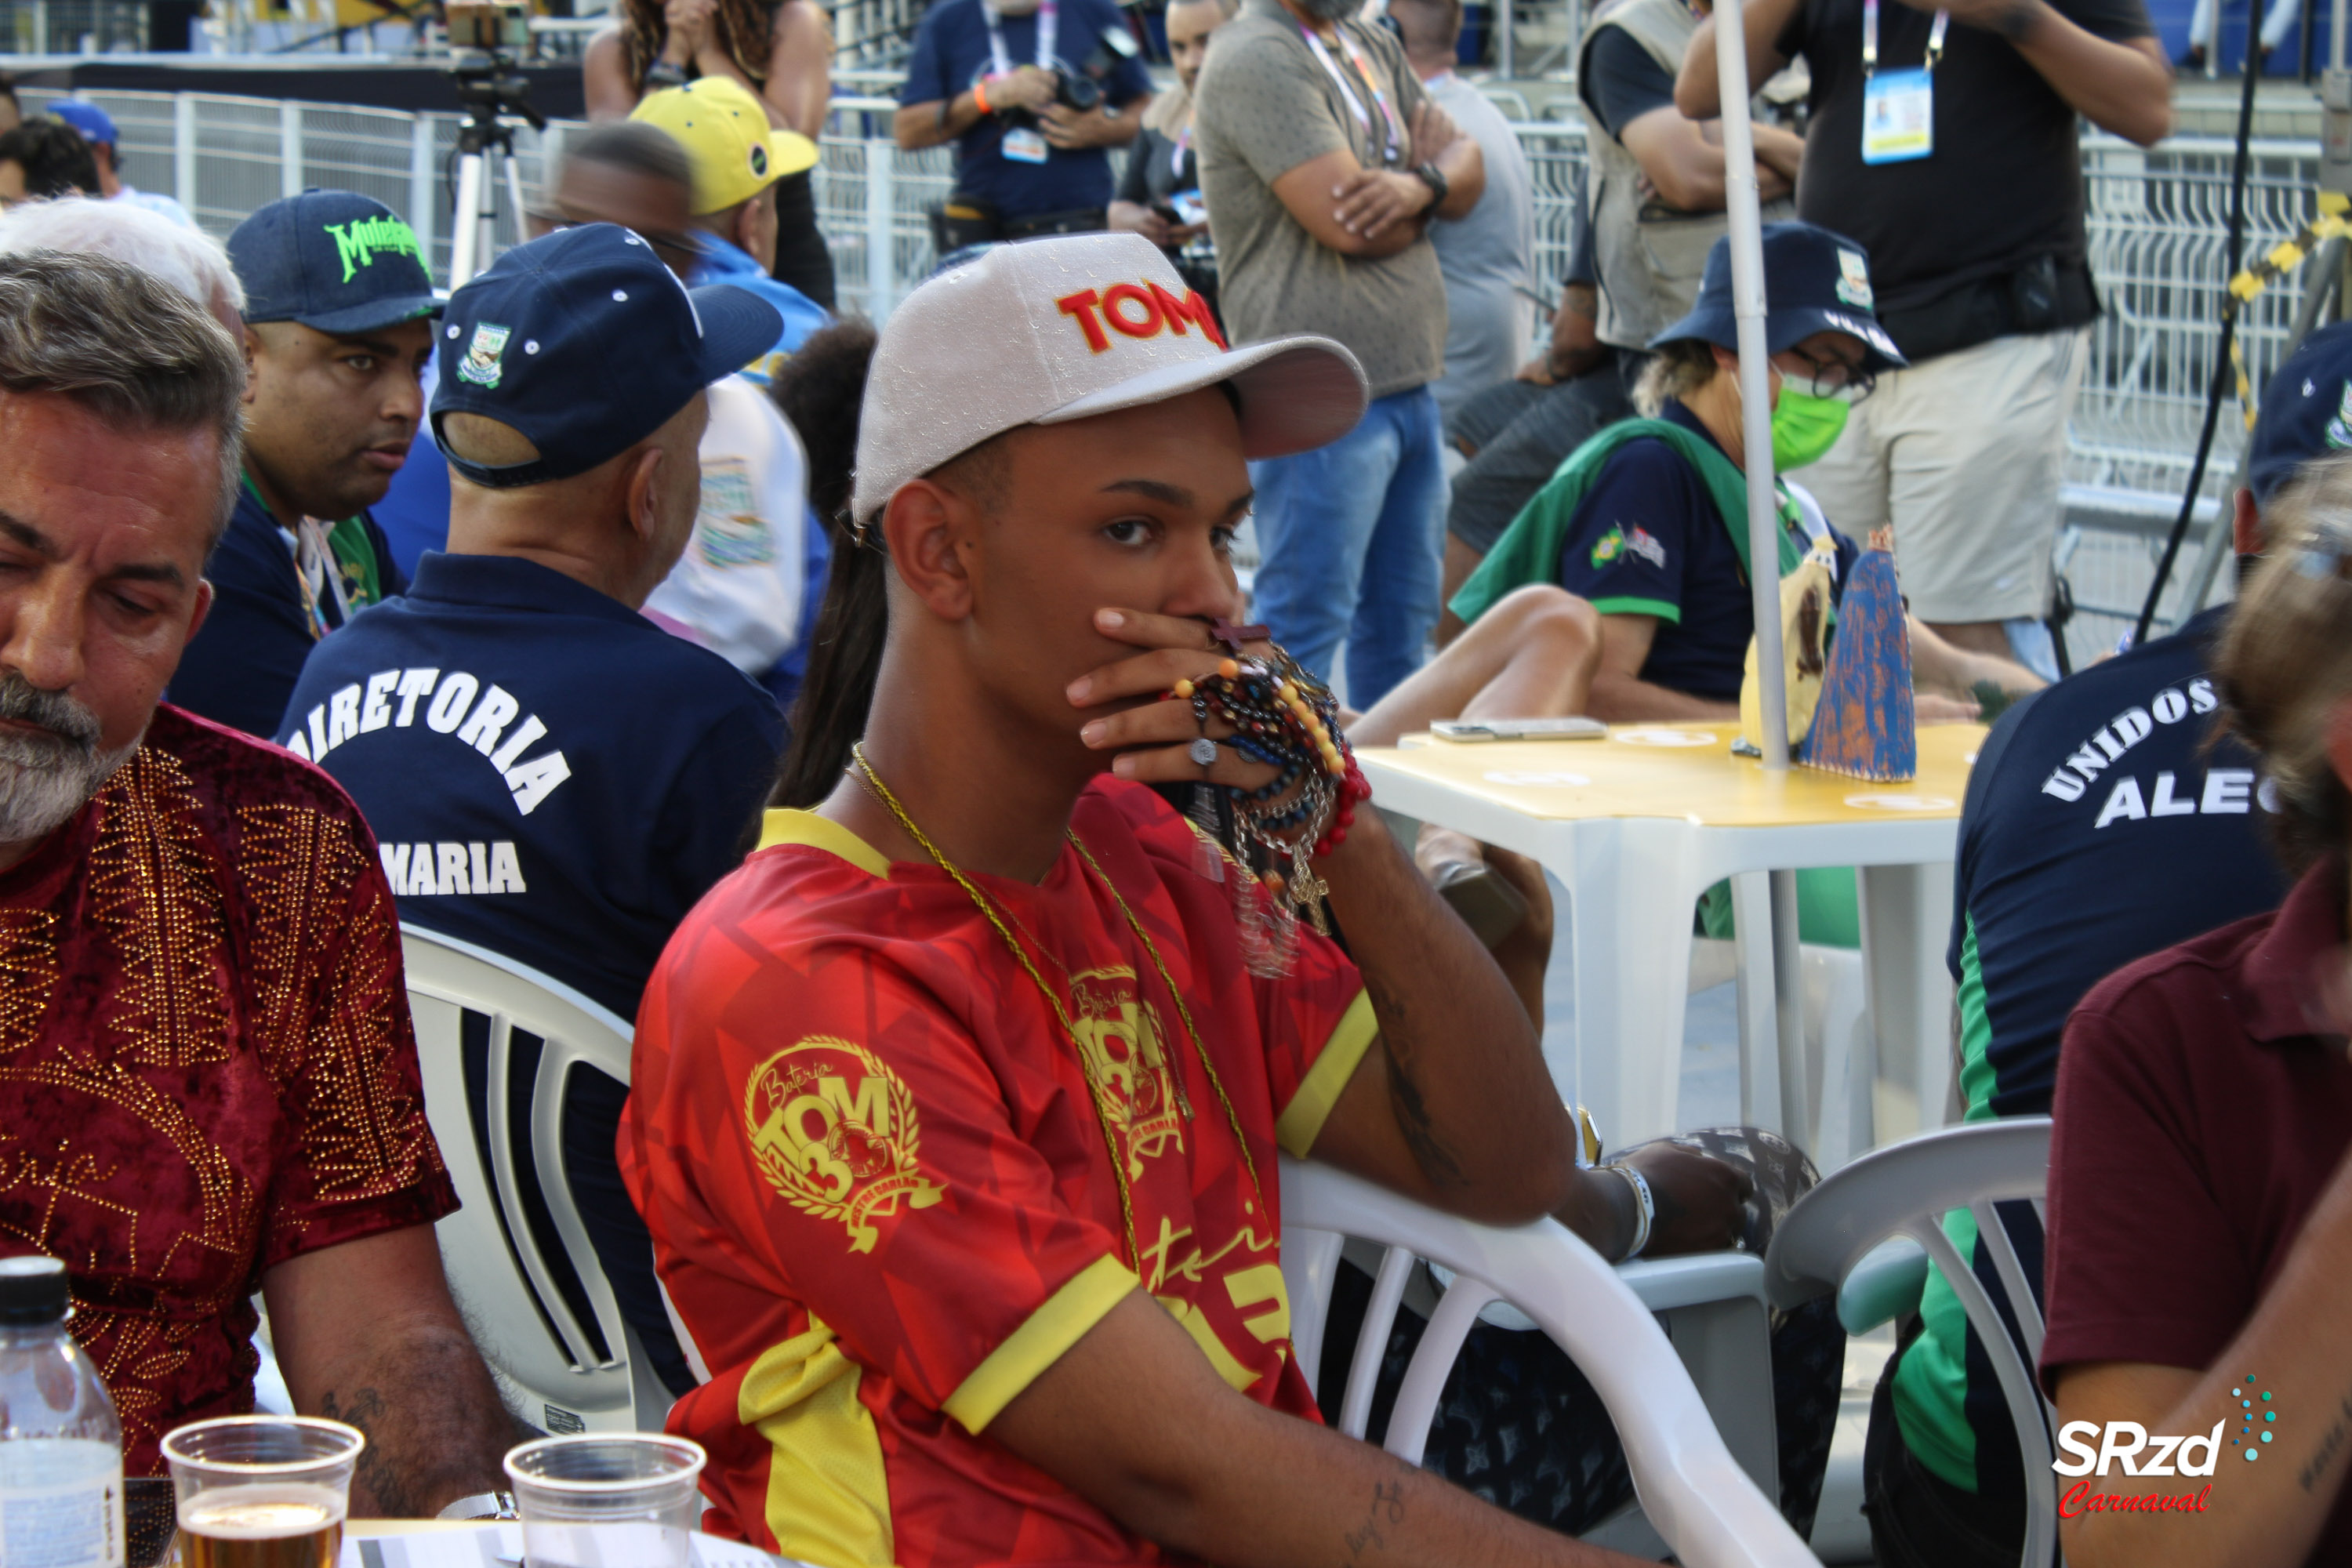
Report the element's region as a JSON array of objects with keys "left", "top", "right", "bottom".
[{"left": 16, "top": 80, "right": 2322, "bottom": 649}]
